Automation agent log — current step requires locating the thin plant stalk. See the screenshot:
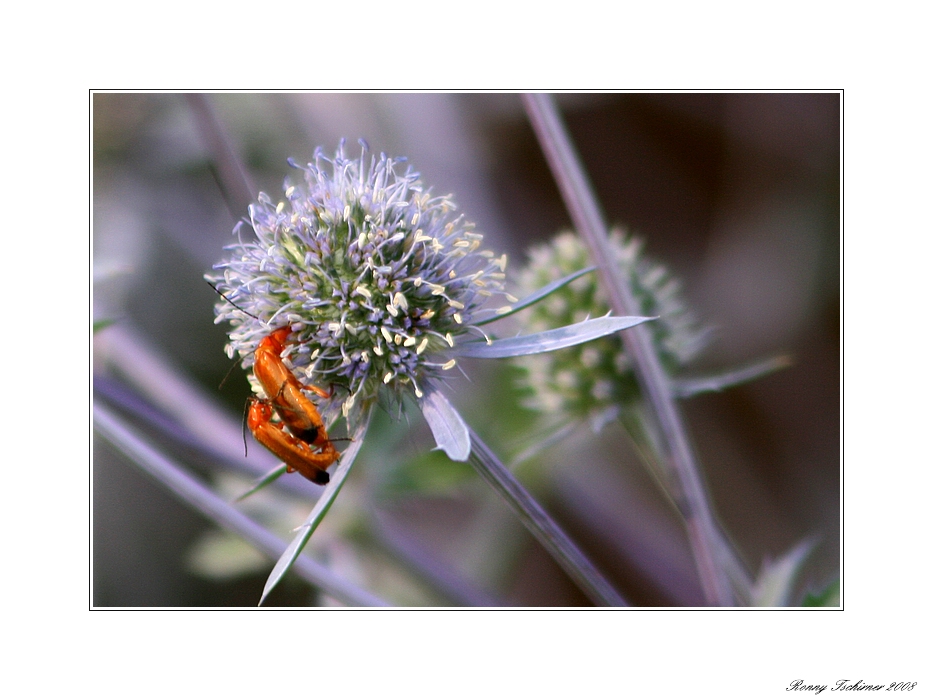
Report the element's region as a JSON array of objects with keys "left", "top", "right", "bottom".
[
  {"left": 185, "top": 94, "right": 257, "bottom": 219},
  {"left": 468, "top": 428, "right": 628, "bottom": 607},
  {"left": 522, "top": 93, "right": 734, "bottom": 606},
  {"left": 94, "top": 403, "right": 389, "bottom": 607}
]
